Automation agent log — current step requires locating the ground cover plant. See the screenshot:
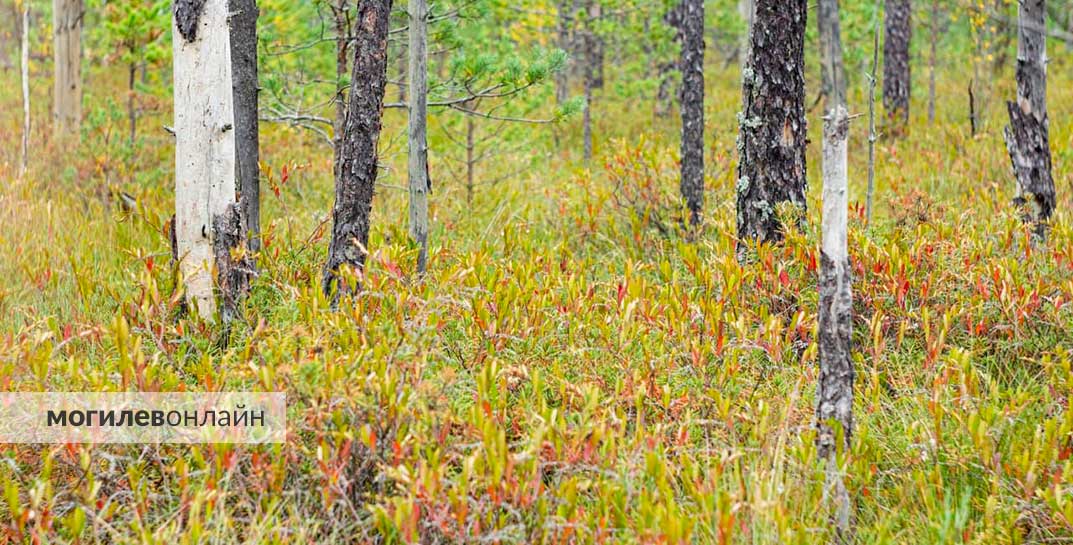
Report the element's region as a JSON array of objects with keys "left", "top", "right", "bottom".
[{"left": 0, "top": 0, "right": 1072, "bottom": 543}]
